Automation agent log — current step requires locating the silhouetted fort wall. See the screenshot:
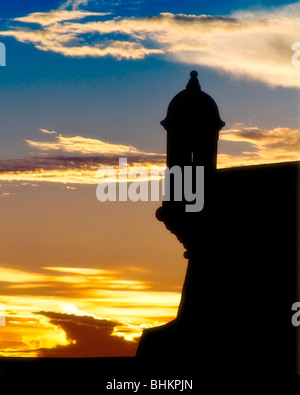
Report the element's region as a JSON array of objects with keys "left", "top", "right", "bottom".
[{"left": 137, "top": 161, "right": 299, "bottom": 375}]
